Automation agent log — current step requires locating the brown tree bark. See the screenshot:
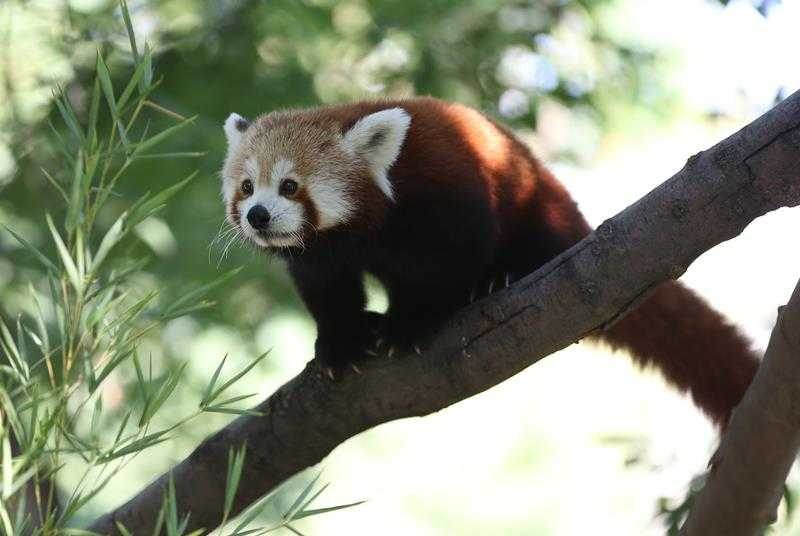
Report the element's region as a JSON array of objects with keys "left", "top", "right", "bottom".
[
  {"left": 89, "top": 90, "right": 800, "bottom": 535},
  {"left": 680, "top": 277, "right": 800, "bottom": 535}
]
